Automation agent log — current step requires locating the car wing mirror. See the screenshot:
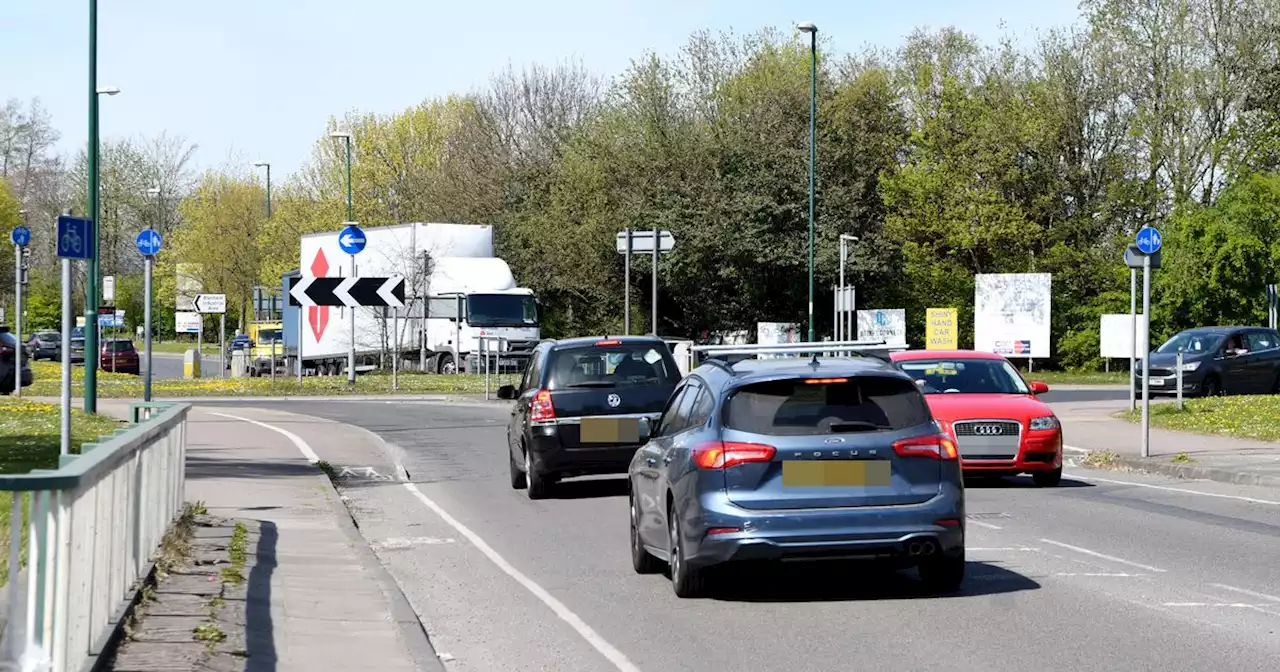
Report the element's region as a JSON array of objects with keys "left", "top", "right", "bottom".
[
  {"left": 1030, "top": 381, "right": 1049, "bottom": 395},
  {"left": 638, "top": 417, "right": 653, "bottom": 441},
  {"left": 496, "top": 384, "right": 518, "bottom": 400}
]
